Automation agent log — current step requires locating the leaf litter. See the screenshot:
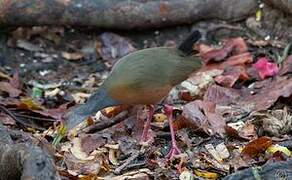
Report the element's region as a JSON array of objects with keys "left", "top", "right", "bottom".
[{"left": 0, "top": 26, "right": 291, "bottom": 179}]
